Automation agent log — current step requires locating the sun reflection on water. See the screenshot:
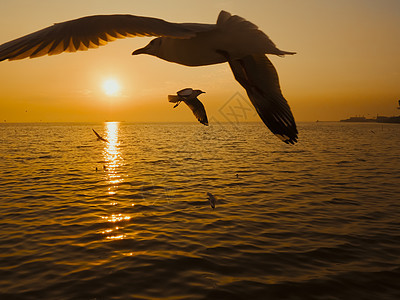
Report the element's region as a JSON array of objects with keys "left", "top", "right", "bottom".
[
  {"left": 106, "top": 235, "right": 126, "bottom": 240},
  {"left": 100, "top": 122, "right": 131, "bottom": 241},
  {"left": 101, "top": 214, "right": 131, "bottom": 222},
  {"left": 104, "top": 122, "right": 123, "bottom": 195}
]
